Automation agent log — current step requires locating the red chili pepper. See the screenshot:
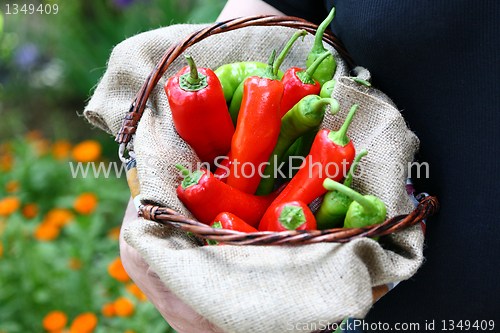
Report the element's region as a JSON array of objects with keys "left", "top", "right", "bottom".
[
  {"left": 214, "top": 151, "right": 232, "bottom": 183},
  {"left": 176, "top": 165, "right": 282, "bottom": 228},
  {"left": 165, "top": 55, "right": 234, "bottom": 166},
  {"left": 207, "top": 212, "right": 258, "bottom": 246},
  {"left": 258, "top": 105, "right": 359, "bottom": 231},
  {"left": 265, "top": 201, "right": 317, "bottom": 232},
  {"left": 226, "top": 51, "right": 283, "bottom": 194},
  {"left": 211, "top": 212, "right": 258, "bottom": 232},
  {"left": 280, "top": 51, "right": 332, "bottom": 117}
]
